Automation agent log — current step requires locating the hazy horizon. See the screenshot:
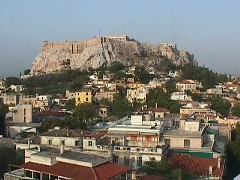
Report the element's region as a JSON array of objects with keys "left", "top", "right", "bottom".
[{"left": 1, "top": 0, "right": 240, "bottom": 77}]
